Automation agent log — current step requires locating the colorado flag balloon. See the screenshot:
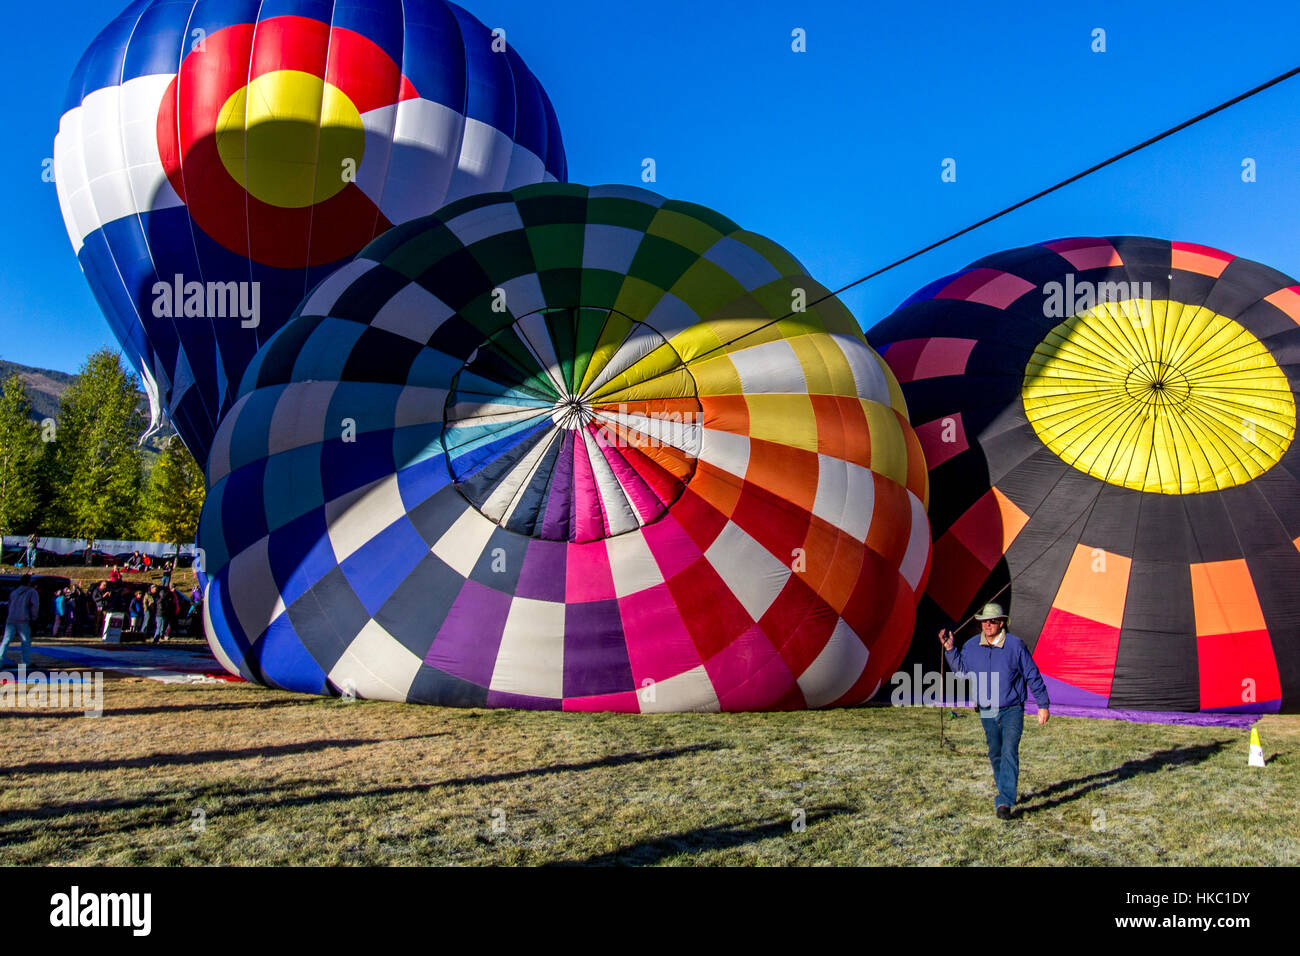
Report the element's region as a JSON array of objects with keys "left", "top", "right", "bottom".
[
  {"left": 54, "top": 0, "right": 566, "bottom": 460},
  {"left": 198, "top": 184, "right": 931, "bottom": 711}
]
